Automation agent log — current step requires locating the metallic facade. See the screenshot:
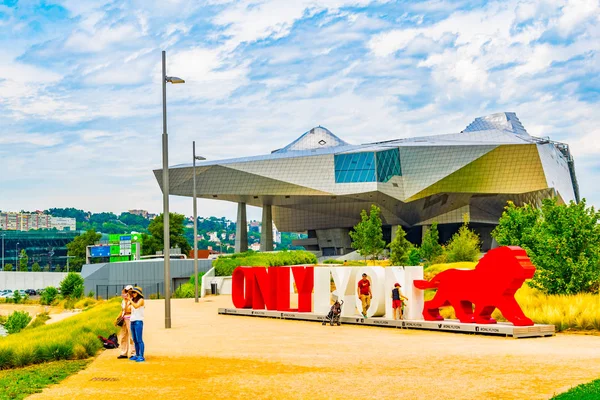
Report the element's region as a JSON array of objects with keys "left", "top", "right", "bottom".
[{"left": 154, "top": 112, "right": 579, "bottom": 255}]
